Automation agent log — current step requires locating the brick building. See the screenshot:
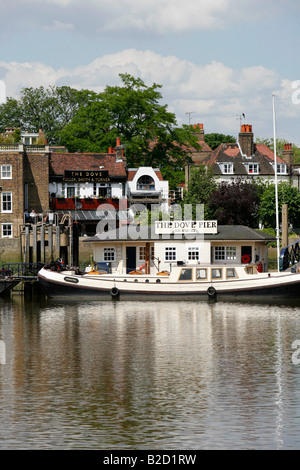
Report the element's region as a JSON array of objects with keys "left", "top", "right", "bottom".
[{"left": 0, "top": 143, "right": 50, "bottom": 238}]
